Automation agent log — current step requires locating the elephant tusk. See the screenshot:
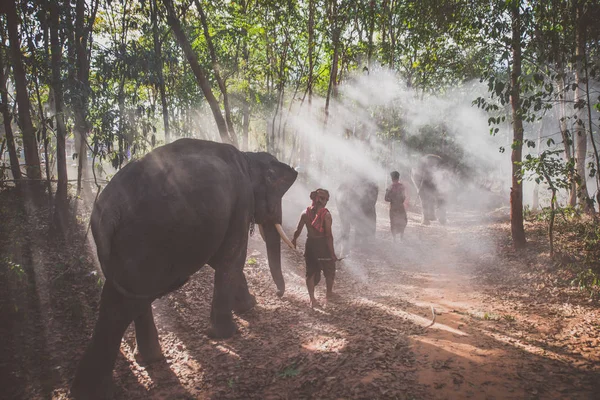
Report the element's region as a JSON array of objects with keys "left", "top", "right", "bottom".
[
  {"left": 275, "top": 223, "right": 296, "bottom": 251},
  {"left": 258, "top": 224, "right": 266, "bottom": 242}
]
